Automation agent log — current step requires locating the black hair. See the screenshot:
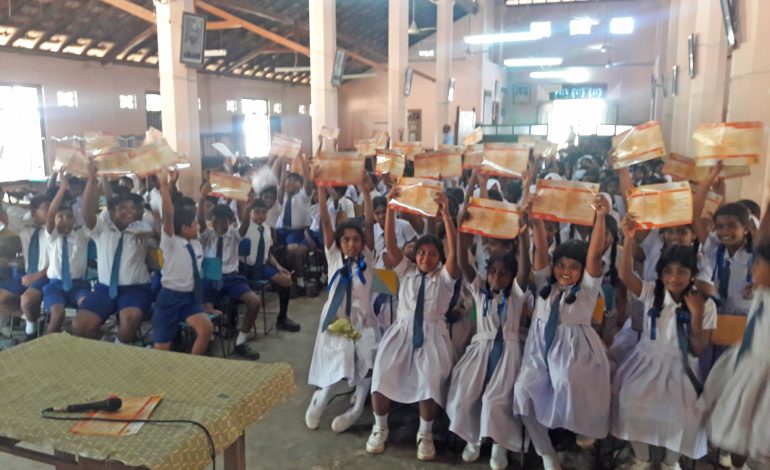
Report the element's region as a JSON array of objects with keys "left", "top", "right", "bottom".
[
  {"left": 30, "top": 194, "right": 51, "bottom": 211},
  {"left": 445, "top": 188, "right": 464, "bottom": 207},
  {"left": 334, "top": 220, "right": 364, "bottom": 251},
  {"left": 539, "top": 239, "right": 588, "bottom": 303},
  {"left": 173, "top": 207, "right": 197, "bottom": 235},
  {"left": 641, "top": 175, "right": 667, "bottom": 185},
  {"left": 111, "top": 185, "right": 131, "bottom": 197},
  {"left": 55, "top": 203, "right": 74, "bottom": 215},
  {"left": 251, "top": 199, "right": 268, "bottom": 211},
  {"left": 736, "top": 199, "right": 761, "bottom": 219},
  {"left": 414, "top": 234, "right": 445, "bottom": 264},
  {"left": 485, "top": 252, "right": 518, "bottom": 286},
  {"left": 128, "top": 193, "right": 144, "bottom": 209},
  {"left": 649, "top": 244, "right": 699, "bottom": 315},
  {"left": 502, "top": 180, "right": 523, "bottom": 204},
  {"left": 604, "top": 214, "right": 619, "bottom": 287},
  {"left": 714, "top": 202, "right": 753, "bottom": 251},
  {"left": 260, "top": 186, "right": 277, "bottom": 197},
  {"left": 174, "top": 196, "right": 197, "bottom": 212},
  {"left": 211, "top": 204, "right": 235, "bottom": 222},
  {"left": 488, "top": 189, "right": 503, "bottom": 201},
  {"left": 286, "top": 172, "right": 304, "bottom": 184},
  {"left": 68, "top": 177, "right": 85, "bottom": 187},
  {"left": 372, "top": 195, "right": 388, "bottom": 211},
  {"left": 107, "top": 193, "right": 134, "bottom": 212}
]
